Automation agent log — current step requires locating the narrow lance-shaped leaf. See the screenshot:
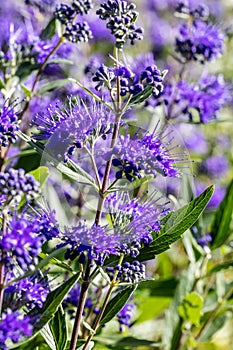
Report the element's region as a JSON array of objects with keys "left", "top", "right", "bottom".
[
  {"left": 16, "top": 131, "right": 98, "bottom": 189},
  {"left": 100, "top": 286, "right": 137, "bottom": 325},
  {"left": 210, "top": 179, "right": 233, "bottom": 249},
  {"left": 36, "top": 79, "right": 72, "bottom": 95},
  {"left": 29, "top": 272, "right": 81, "bottom": 335},
  {"left": 49, "top": 307, "right": 68, "bottom": 350},
  {"left": 137, "top": 185, "right": 214, "bottom": 261},
  {"left": 129, "top": 86, "right": 153, "bottom": 105},
  {"left": 40, "top": 18, "right": 56, "bottom": 40}
]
